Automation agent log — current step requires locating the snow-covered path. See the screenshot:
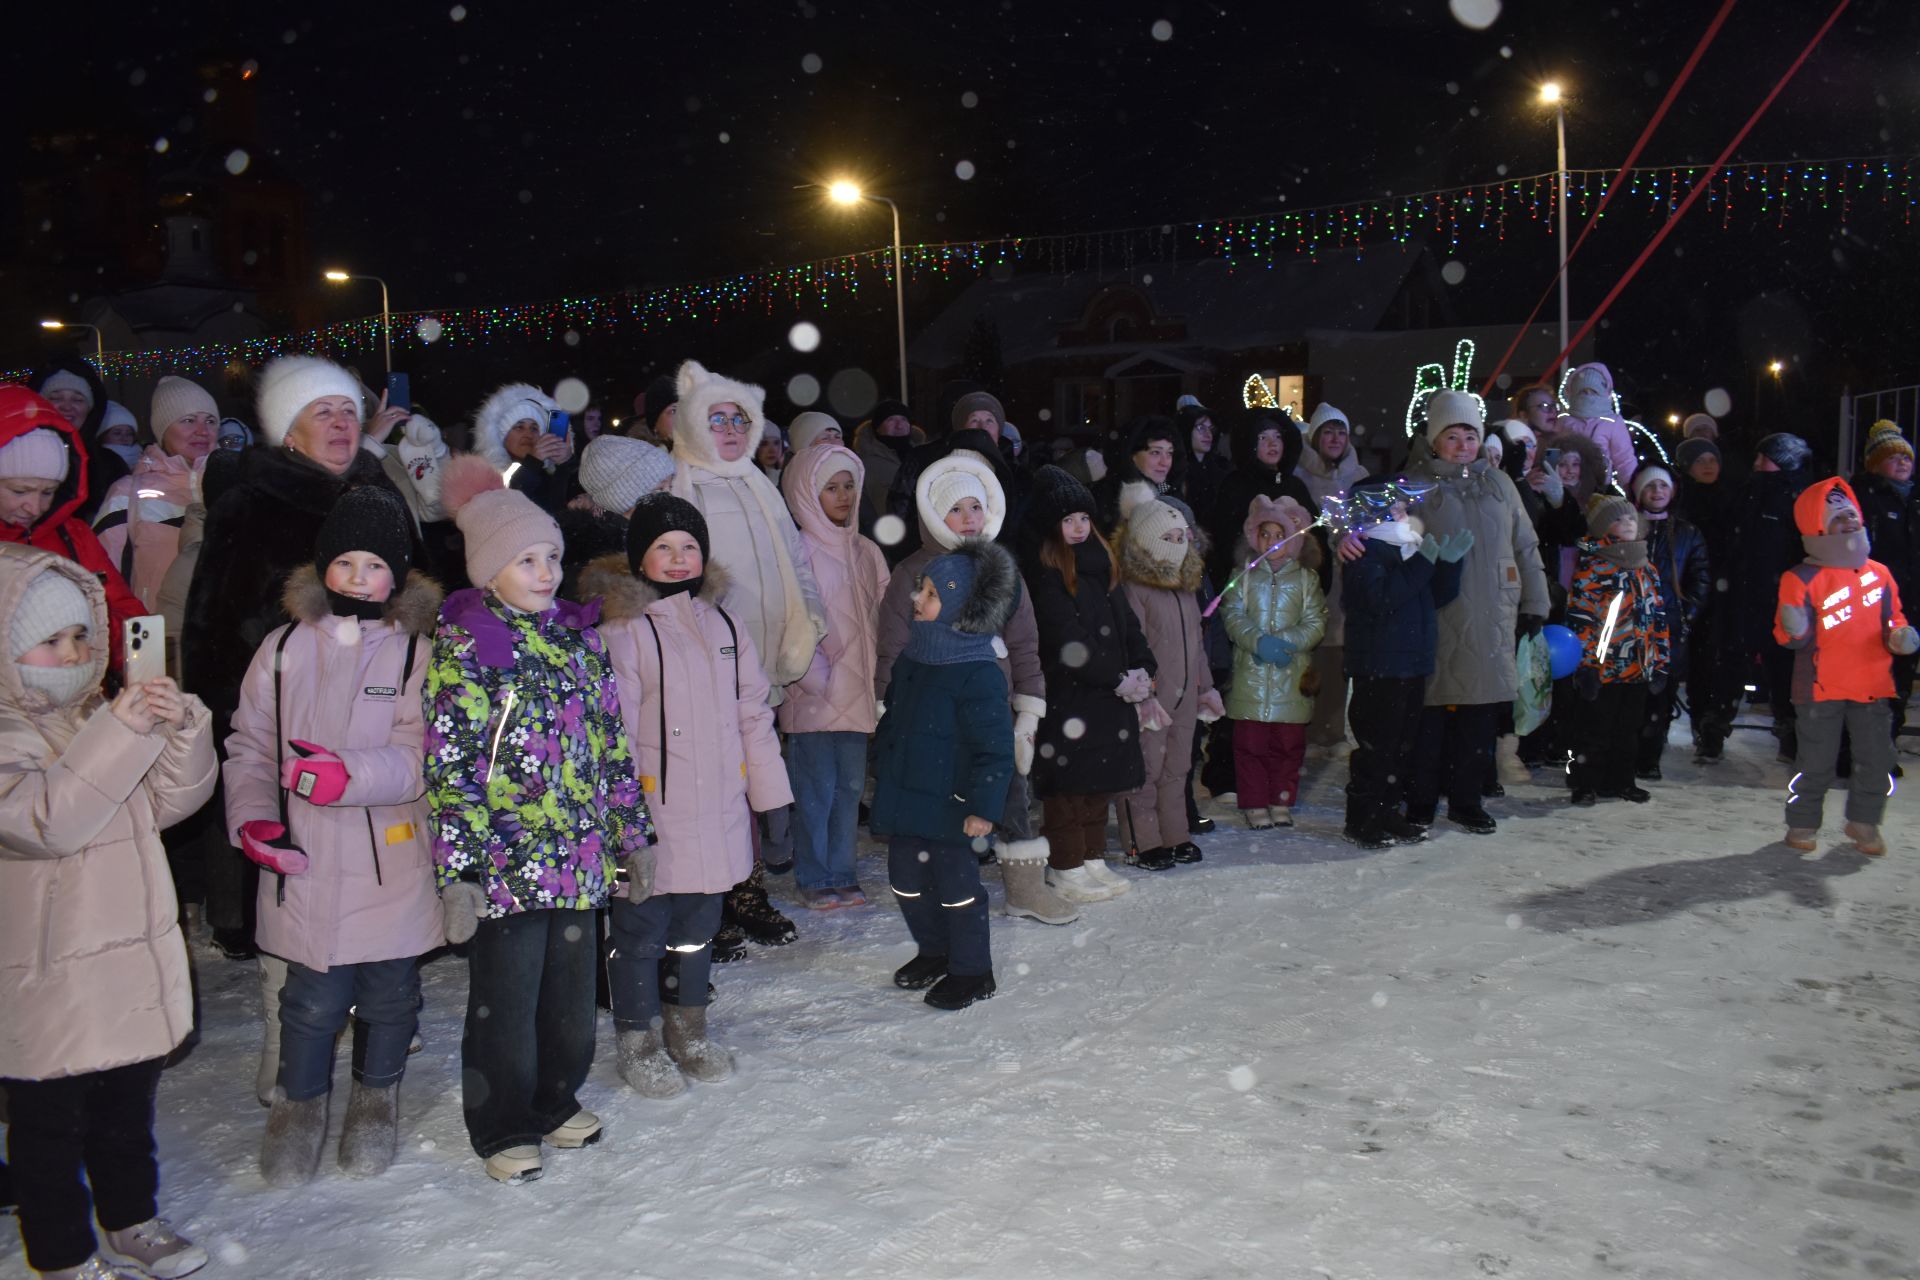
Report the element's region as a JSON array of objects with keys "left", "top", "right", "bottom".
[{"left": 13, "top": 723, "right": 1918, "bottom": 1280}]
